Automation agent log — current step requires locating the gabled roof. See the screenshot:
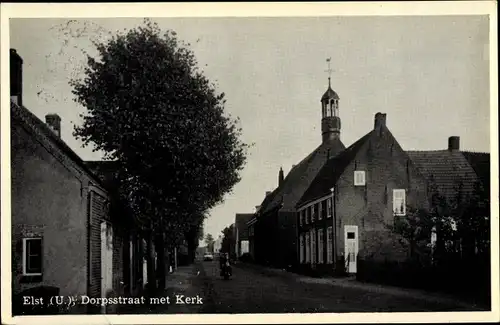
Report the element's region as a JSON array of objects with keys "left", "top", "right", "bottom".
[
  {"left": 11, "top": 101, "right": 106, "bottom": 189},
  {"left": 297, "top": 130, "right": 374, "bottom": 207},
  {"left": 461, "top": 151, "right": 490, "bottom": 190},
  {"left": 261, "top": 138, "right": 345, "bottom": 215},
  {"left": 406, "top": 150, "right": 489, "bottom": 202}
]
